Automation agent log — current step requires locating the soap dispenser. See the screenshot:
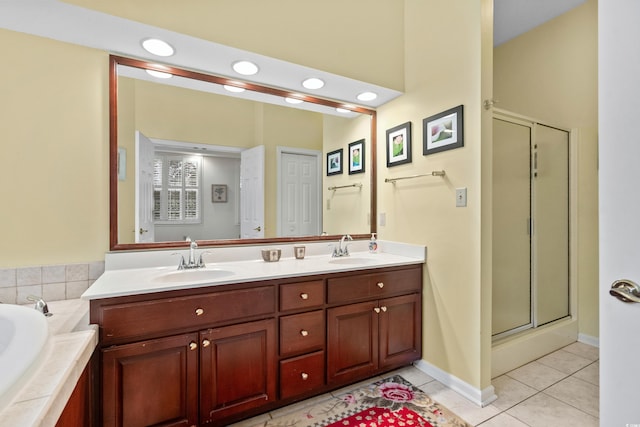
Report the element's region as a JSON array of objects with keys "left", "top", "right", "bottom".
[{"left": 368, "top": 233, "right": 378, "bottom": 253}]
